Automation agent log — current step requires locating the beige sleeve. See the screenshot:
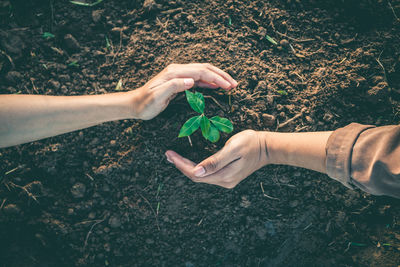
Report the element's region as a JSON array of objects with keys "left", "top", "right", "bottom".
[{"left": 326, "top": 123, "right": 400, "bottom": 199}]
